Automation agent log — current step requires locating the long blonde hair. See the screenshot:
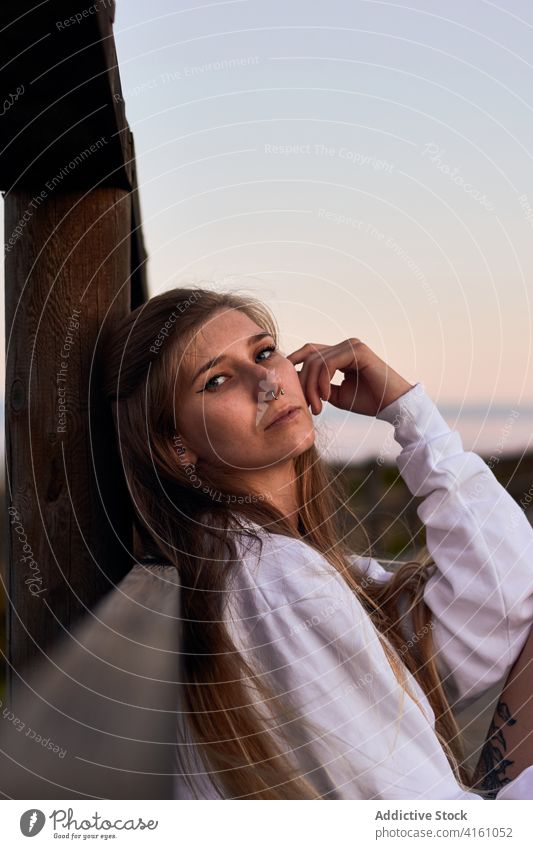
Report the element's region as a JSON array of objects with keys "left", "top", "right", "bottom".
[{"left": 98, "top": 285, "right": 472, "bottom": 799}]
